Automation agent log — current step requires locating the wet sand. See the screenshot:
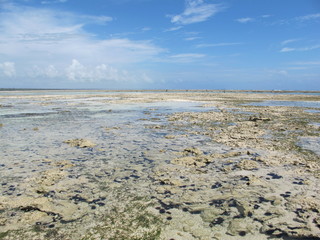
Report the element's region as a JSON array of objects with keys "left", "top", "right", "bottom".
[{"left": 0, "top": 91, "right": 319, "bottom": 240}]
